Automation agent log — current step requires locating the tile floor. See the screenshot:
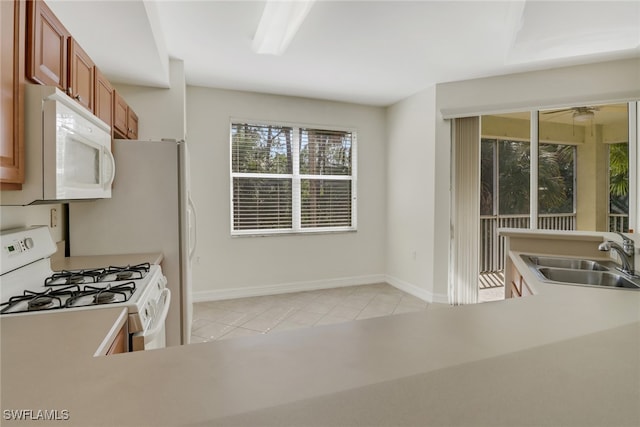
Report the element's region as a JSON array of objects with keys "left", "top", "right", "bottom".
[
  {"left": 191, "top": 283, "right": 438, "bottom": 343},
  {"left": 478, "top": 285, "right": 505, "bottom": 303},
  {"left": 190, "top": 282, "right": 506, "bottom": 343}
]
